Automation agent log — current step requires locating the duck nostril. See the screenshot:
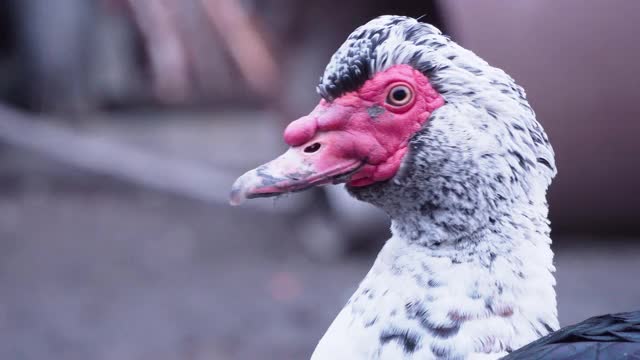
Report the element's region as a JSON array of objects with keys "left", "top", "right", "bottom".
[{"left": 304, "top": 142, "right": 322, "bottom": 153}]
